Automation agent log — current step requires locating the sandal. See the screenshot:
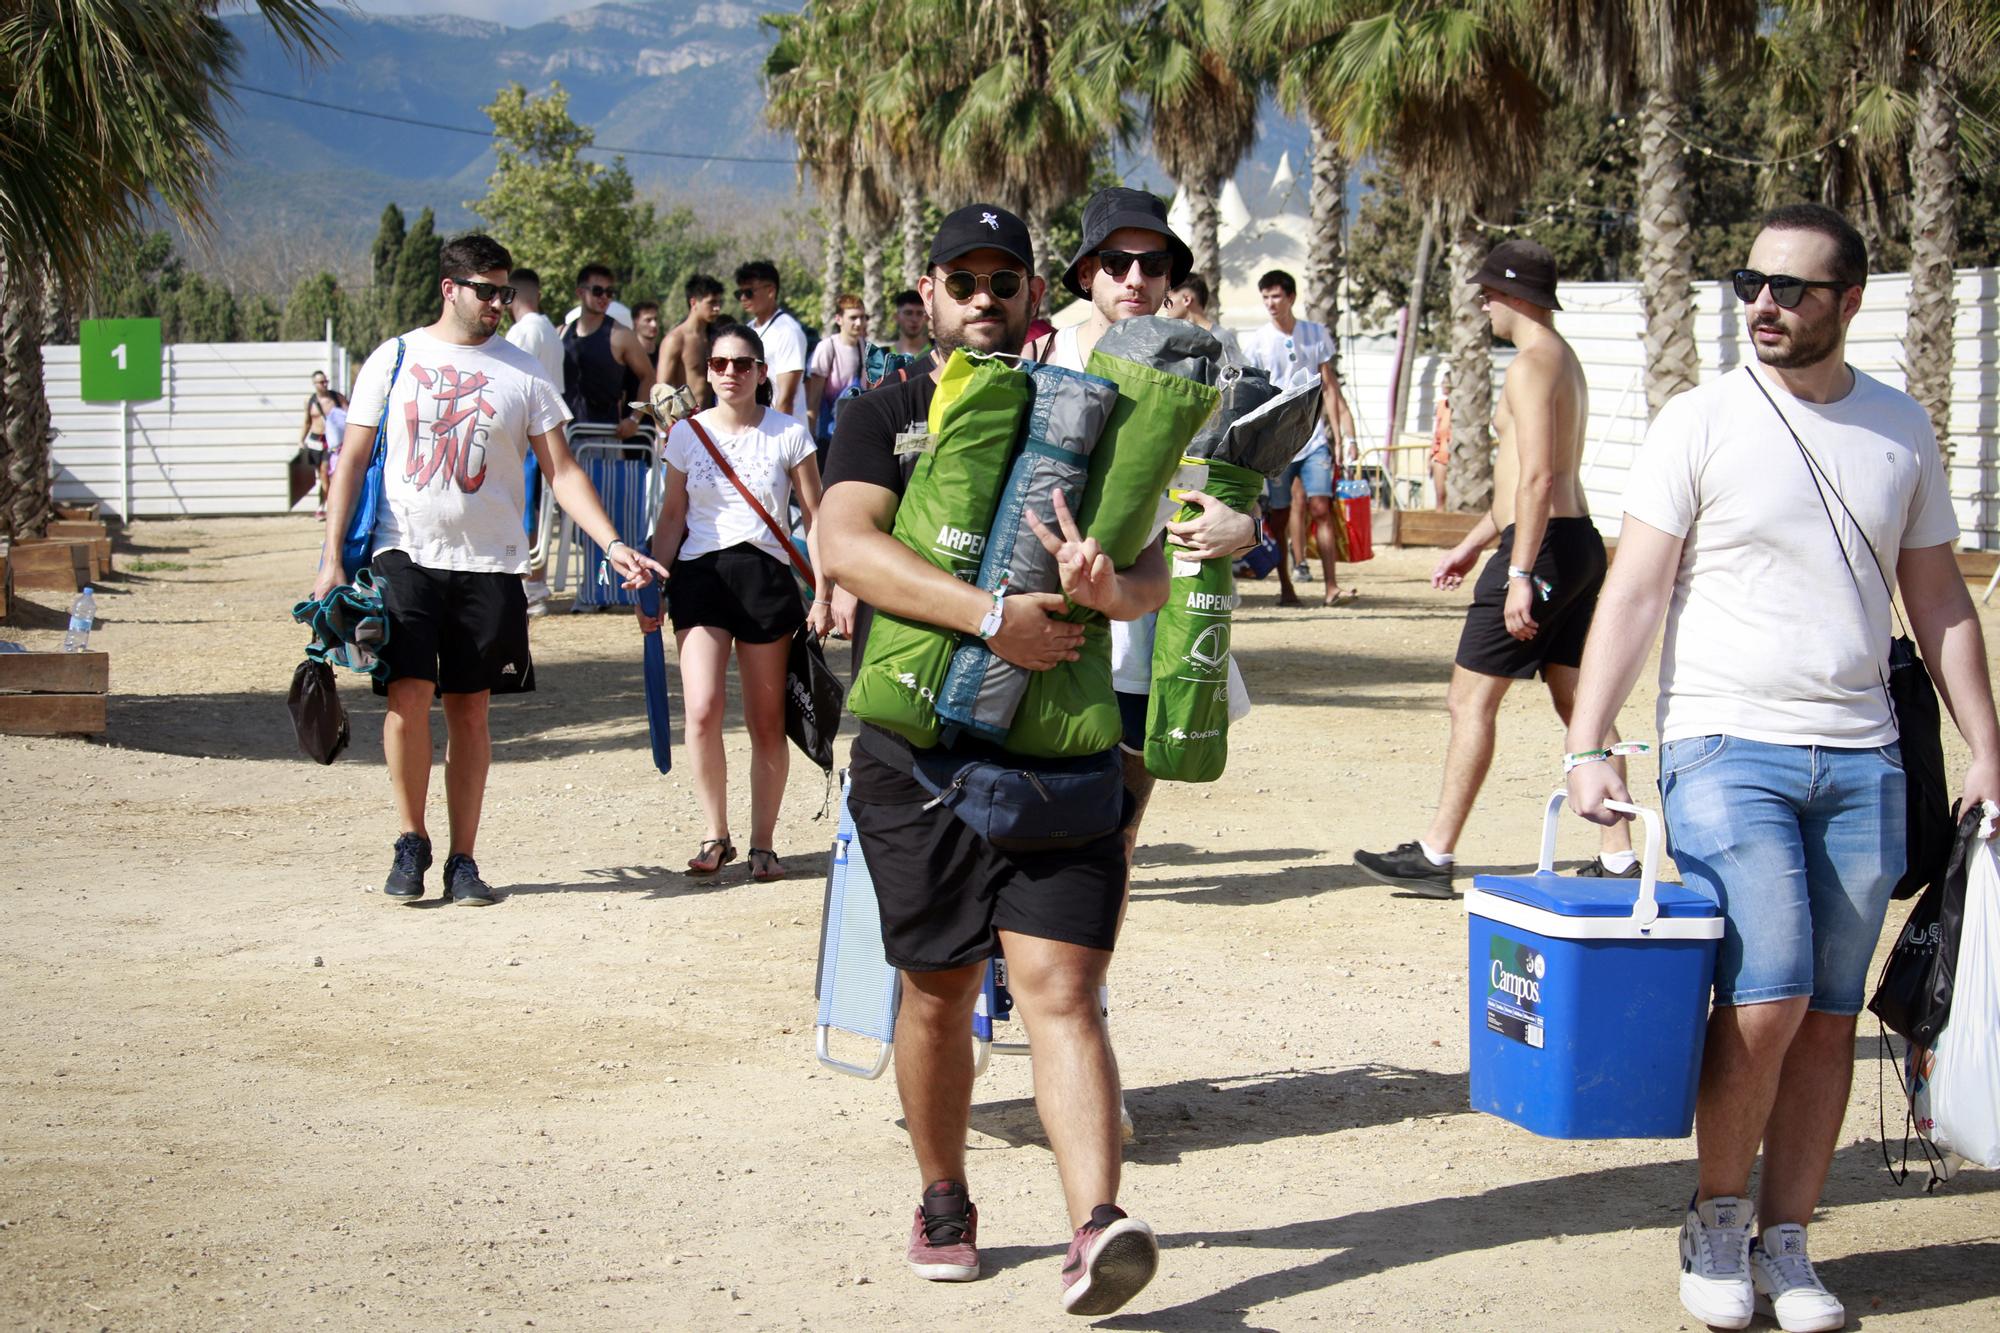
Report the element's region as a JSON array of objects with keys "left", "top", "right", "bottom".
[
  {"left": 687, "top": 837, "right": 736, "bottom": 876},
  {"left": 748, "top": 848, "right": 787, "bottom": 883}
]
